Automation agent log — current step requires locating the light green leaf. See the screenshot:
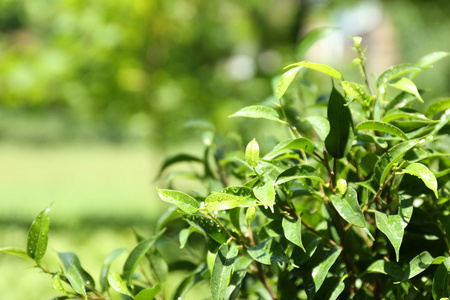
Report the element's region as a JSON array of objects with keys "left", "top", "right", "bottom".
[
  {"left": 282, "top": 216, "right": 305, "bottom": 251},
  {"left": 100, "top": 248, "right": 127, "bottom": 292},
  {"left": 27, "top": 203, "right": 51, "bottom": 262},
  {"left": 275, "top": 66, "right": 302, "bottom": 99},
  {"left": 51, "top": 273, "right": 66, "bottom": 293},
  {"left": 330, "top": 187, "right": 365, "bottom": 228},
  {"left": 388, "top": 77, "right": 424, "bottom": 102},
  {"left": 229, "top": 105, "right": 280, "bottom": 122},
  {"left": 296, "top": 26, "right": 339, "bottom": 59},
  {"left": 156, "top": 153, "right": 203, "bottom": 178},
  {"left": 156, "top": 188, "right": 199, "bottom": 214},
  {"left": 404, "top": 251, "right": 434, "bottom": 280},
  {"left": 211, "top": 244, "right": 239, "bottom": 300},
  {"left": 0, "top": 247, "right": 33, "bottom": 262},
  {"left": 108, "top": 273, "right": 132, "bottom": 297},
  {"left": 122, "top": 229, "right": 165, "bottom": 286},
  {"left": 366, "top": 259, "right": 404, "bottom": 280},
  {"left": 401, "top": 163, "right": 438, "bottom": 197},
  {"left": 253, "top": 179, "right": 275, "bottom": 212},
  {"left": 204, "top": 193, "right": 249, "bottom": 211},
  {"left": 375, "top": 211, "right": 404, "bottom": 262},
  {"left": 172, "top": 267, "right": 209, "bottom": 300},
  {"left": 325, "top": 85, "right": 354, "bottom": 158},
  {"left": 245, "top": 138, "right": 259, "bottom": 168},
  {"left": 330, "top": 281, "right": 345, "bottom": 300},
  {"left": 285, "top": 61, "right": 342, "bottom": 79},
  {"left": 341, "top": 81, "right": 372, "bottom": 109},
  {"left": 67, "top": 265, "right": 87, "bottom": 299},
  {"left": 433, "top": 257, "right": 450, "bottom": 299},
  {"left": 305, "top": 116, "right": 330, "bottom": 141},
  {"left": 417, "top": 51, "right": 450, "bottom": 68},
  {"left": 245, "top": 206, "right": 256, "bottom": 227},
  {"left": 356, "top": 120, "right": 408, "bottom": 140},
  {"left": 264, "top": 138, "right": 314, "bottom": 160},
  {"left": 377, "top": 64, "right": 421, "bottom": 95},
  {"left": 247, "top": 238, "right": 289, "bottom": 265},
  {"left": 425, "top": 97, "right": 450, "bottom": 118},
  {"left": 276, "top": 165, "right": 325, "bottom": 185},
  {"left": 312, "top": 247, "right": 342, "bottom": 292},
  {"left": 135, "top": 285, "right": 161, "bottom": 300},
  {"left": 382, "top": 108, "right": 430, "bottom": 123}
]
